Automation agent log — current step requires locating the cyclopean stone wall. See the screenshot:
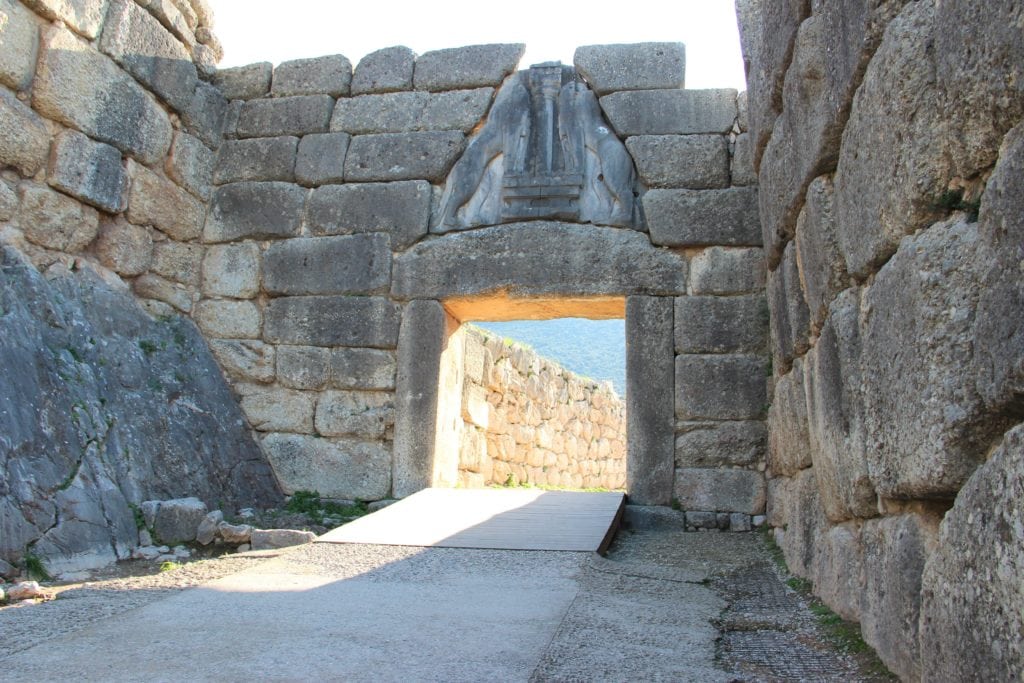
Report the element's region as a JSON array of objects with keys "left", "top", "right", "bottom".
[
  {"left": 737, "top": 0, "right": 1024, "bottom": 679},
  {"left": 453, "top": 326, "right": 627, "bottom": 490}
]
